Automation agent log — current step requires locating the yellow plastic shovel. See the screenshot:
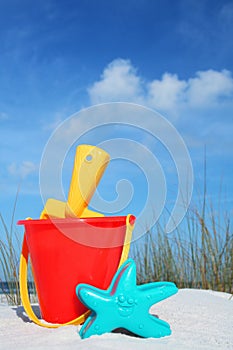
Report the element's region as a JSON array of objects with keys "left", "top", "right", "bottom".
[{"left": 40, "top": 144, "right": 110, "bottom": 219}]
